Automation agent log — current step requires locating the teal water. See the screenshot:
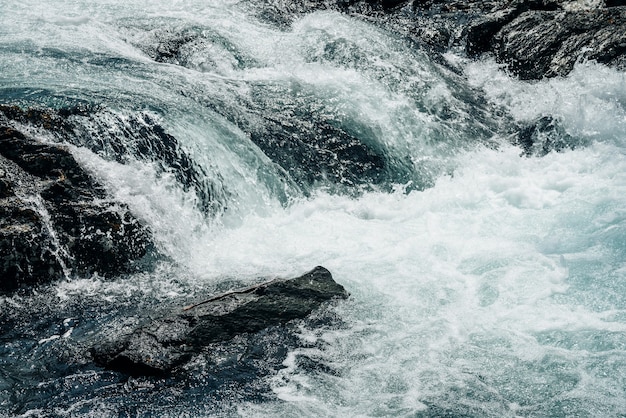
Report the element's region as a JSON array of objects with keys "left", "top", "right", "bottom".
[{"left": 1, "top": 1, "right": 625, "bottom": 416}]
